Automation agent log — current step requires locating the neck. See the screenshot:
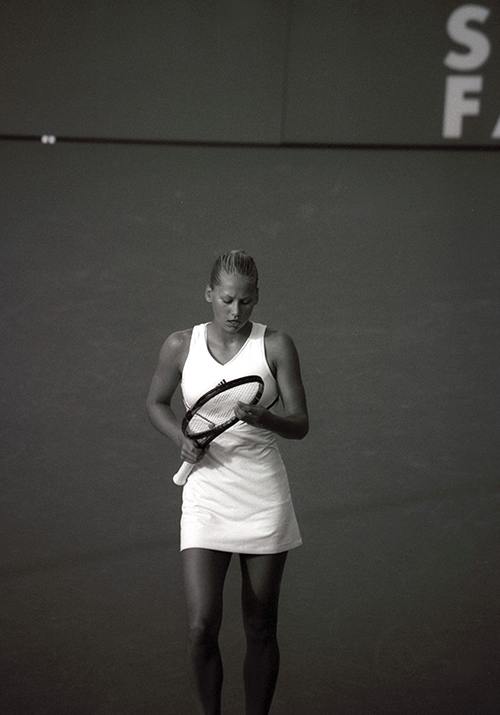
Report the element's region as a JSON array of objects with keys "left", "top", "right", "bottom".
[{"left": 208, "top": 321, "right": 252, "bottom": 345}]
